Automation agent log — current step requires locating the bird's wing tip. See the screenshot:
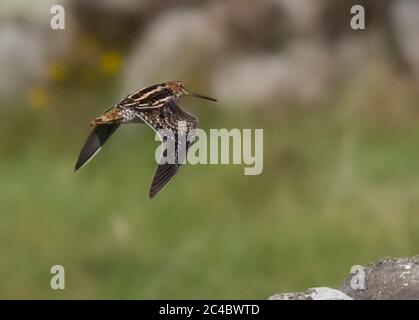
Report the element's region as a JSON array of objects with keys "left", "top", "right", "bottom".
[{"left": 148, "top": 186, "right": 160, "bottom": 199}]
